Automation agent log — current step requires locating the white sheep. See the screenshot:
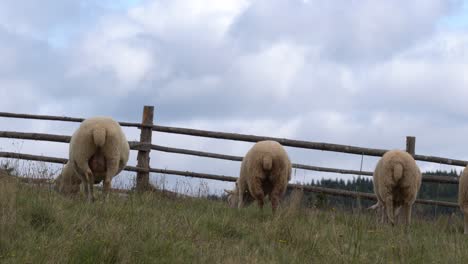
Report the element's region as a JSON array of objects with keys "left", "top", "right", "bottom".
[
  {"left": 225, "top": 140, "right": 292, "bottom": 212},
  {"left": 54, "top": 162, "right": 81, "bottom": 195},
  {"left": 458, "top": 165, "right": 468, "bottom": 234},
  {"left": 370, "top": 149, "right": 422, "bottom": 226},
  {"left": 55, "top": 117, "right": 130, "bottom": 202}
]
